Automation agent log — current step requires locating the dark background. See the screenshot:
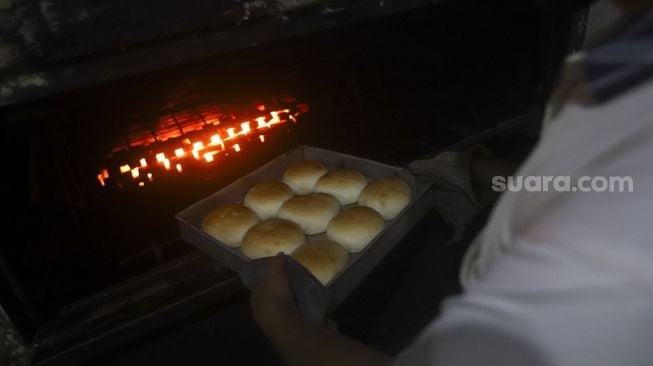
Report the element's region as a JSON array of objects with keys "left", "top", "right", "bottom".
[{"left": 0, "top": 0, "right": 585, "bottom": 363}]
